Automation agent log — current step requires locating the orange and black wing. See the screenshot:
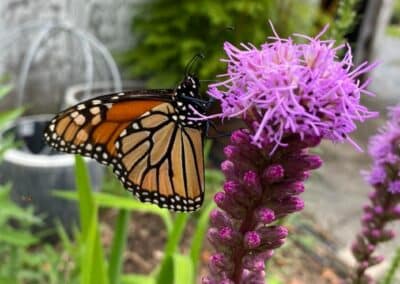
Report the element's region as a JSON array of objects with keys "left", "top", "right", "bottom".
[
  {"left": 43, "top": 89, "right": 205, "bottom": 212},
  {"left": 113, "top": 102, "right": 205, "bottom": 211},
  {"left": 43, "top": 90, "right": 172, "bottom": 166}
]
